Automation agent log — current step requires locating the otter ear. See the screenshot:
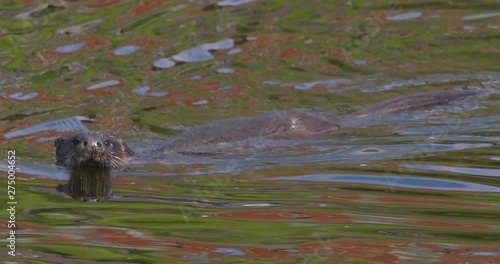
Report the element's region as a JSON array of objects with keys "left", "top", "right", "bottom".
[{"left": 55, "top": 138, "right": 65, "bottom": 149}]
